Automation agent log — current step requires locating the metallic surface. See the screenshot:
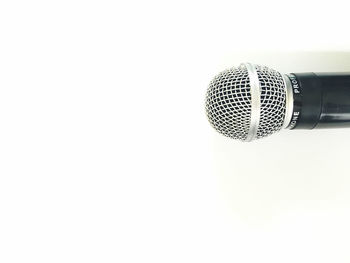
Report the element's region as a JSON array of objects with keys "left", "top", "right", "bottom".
[
  {"left": 282, "top": 75, "right": 294, "bottom": 129},
  {"left": 244, "top": 63, "right": 261, "bottom": 141},
  {"left": 205, "top": 65, "right": 251, "bottom": 141},
  {"left": 205, "top": 63, "right": 287, "bottom": 141},
  {"left": 255, "top": 65, "right": 287, "bottom": 139}
]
